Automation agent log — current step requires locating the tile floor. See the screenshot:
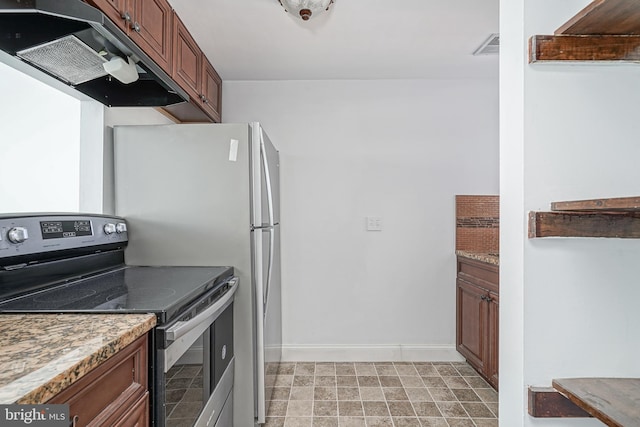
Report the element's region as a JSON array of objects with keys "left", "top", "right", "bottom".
[{"left": 264, "top": 361, "right": 498, "bottom": 427}]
